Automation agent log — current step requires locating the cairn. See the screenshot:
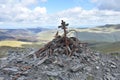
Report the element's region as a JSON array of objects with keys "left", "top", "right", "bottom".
[{"left": 35, "top": 20, "right": 88, "bottom": 58}]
